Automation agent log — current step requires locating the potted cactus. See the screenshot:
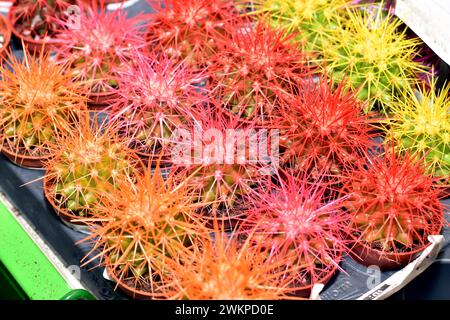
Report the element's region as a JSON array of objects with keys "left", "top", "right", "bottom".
[
  {"left": 0, "top": 49, "right": 87, "bottom": 169},
  {"left": 43, "top": 118, "right": 143, "bottom": 227},
  {"left": 54, "top": 2, "right": 147, "bottom": 108},
  {"left": 385, "top": 79, "right": 450, "bottom": 183},
  {"left": 208, "top": 20, "right": 311, "bottom": 121},
  {"left": 0, "top": 15, "right": 12, "bottom": 57},
  {"left": 160, "top": 230, "right": 305, "bottom": 299},
  {"left": 79, "top": 165, "right": 209, "bottom": 299},
  {"left": 172, "top": 105, "right": 263, "bottom": 228},
  {"left": 341, "top": 150, "right": 445, "bottom": 269},
  {"left": 146, "top": 0, "right": 241, "bottom": 70},
  {"left": 241, "top": 171, "right": 348, "bottom": 297},
  {"left": 8, "top": 0, "right": 76, "bottom": 53},
  {"left": 321, "top": 4, "right": 429, "bottom": 114},
  {"left": 272, "top": 76, "right": 376, "bottom": 184},
  {"left": 110, "top": 52, "right": 205, "bottom": 166},
  {"left": 247, "top": 0, "right": 355, "bottom": 59}
]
